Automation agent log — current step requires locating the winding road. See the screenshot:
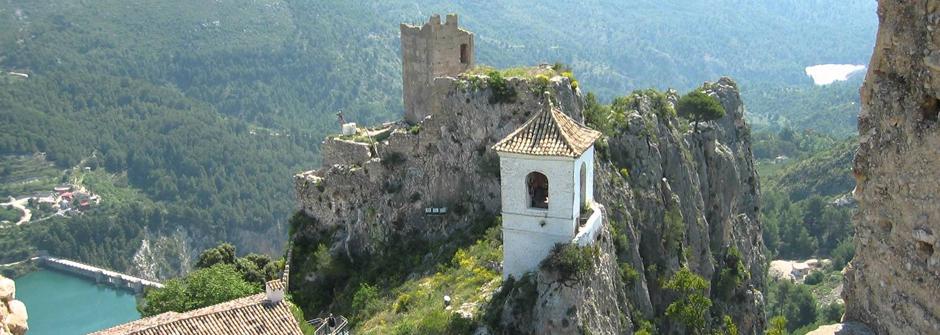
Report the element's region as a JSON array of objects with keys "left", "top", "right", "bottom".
[
  {"left": 0, "top": 196, "right": 31, "bottom": 226},
  {"left": 0, "top": 257, "right": 37, "bottom": 268}
]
